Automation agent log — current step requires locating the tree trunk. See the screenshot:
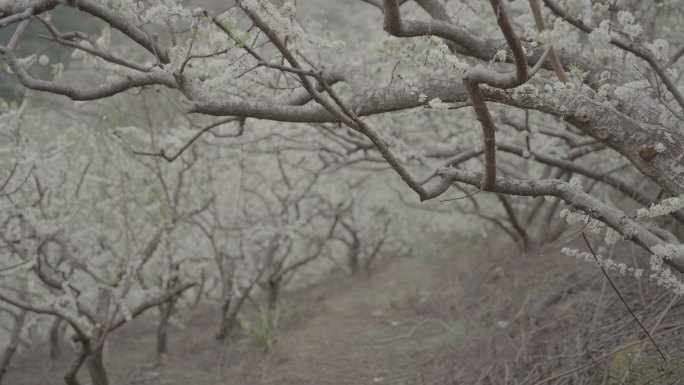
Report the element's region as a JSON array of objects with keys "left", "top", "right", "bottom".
[
  {"left": 224, "top": 294, "right": 248, "bottom": 335},
  {"left": 0, "top": 310, "right": 26, "bottom": 384},
  {"left": 85, "top": 347, "right": 108, "bottom": 385},
  {"left": 348, "top": 248, "right": 359, "bottom": 276},
  {"left": 191, "top": 270, "right": 205, "bottom": 308},
  {"left": 216, "top": 290, "right": 252, "bottom": 340},
  {"left": 63, "top": 345, "right": 87, "bottom": 385},
  {"left": 267, "top": 279, "right": 280, "bottom": 311},
  {"left": 215, "top": 298, "right": 232, "bottom": 340},
  {"left": 49, "top": 317, "right": 63, "bottom": 360},
  {"left": 156, "top": 301, "right": 174, "bottom": 364}
]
